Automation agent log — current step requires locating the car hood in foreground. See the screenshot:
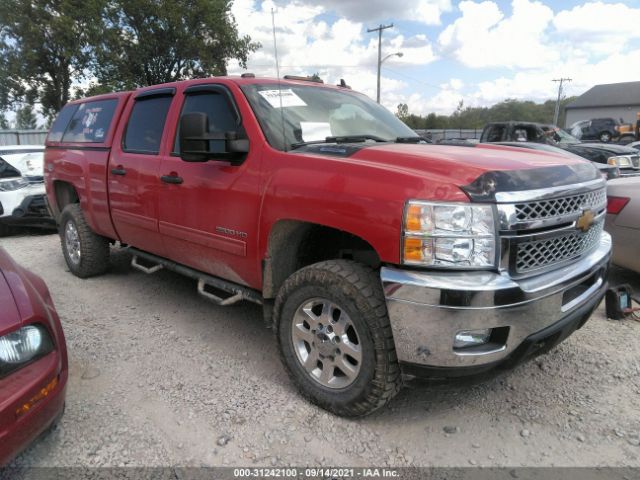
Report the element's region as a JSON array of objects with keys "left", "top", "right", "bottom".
[
  {"left": 0, "top": 268, "right": 21, "bottom": 333},
  {"left": 0, "top": 152, "right": 44, "bottom": 177}
]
